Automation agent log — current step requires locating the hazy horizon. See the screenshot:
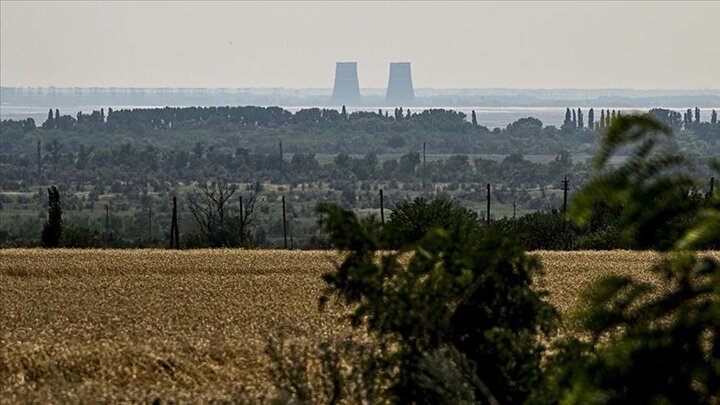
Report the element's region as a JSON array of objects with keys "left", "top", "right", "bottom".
[{"left": 2, "top": 1, "right": 719, "bottom": 90}]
